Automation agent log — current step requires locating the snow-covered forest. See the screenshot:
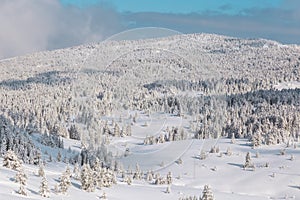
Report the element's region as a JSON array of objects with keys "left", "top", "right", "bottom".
[{"left": 0, "top": 33, "right": 299, "bottom": 199}]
